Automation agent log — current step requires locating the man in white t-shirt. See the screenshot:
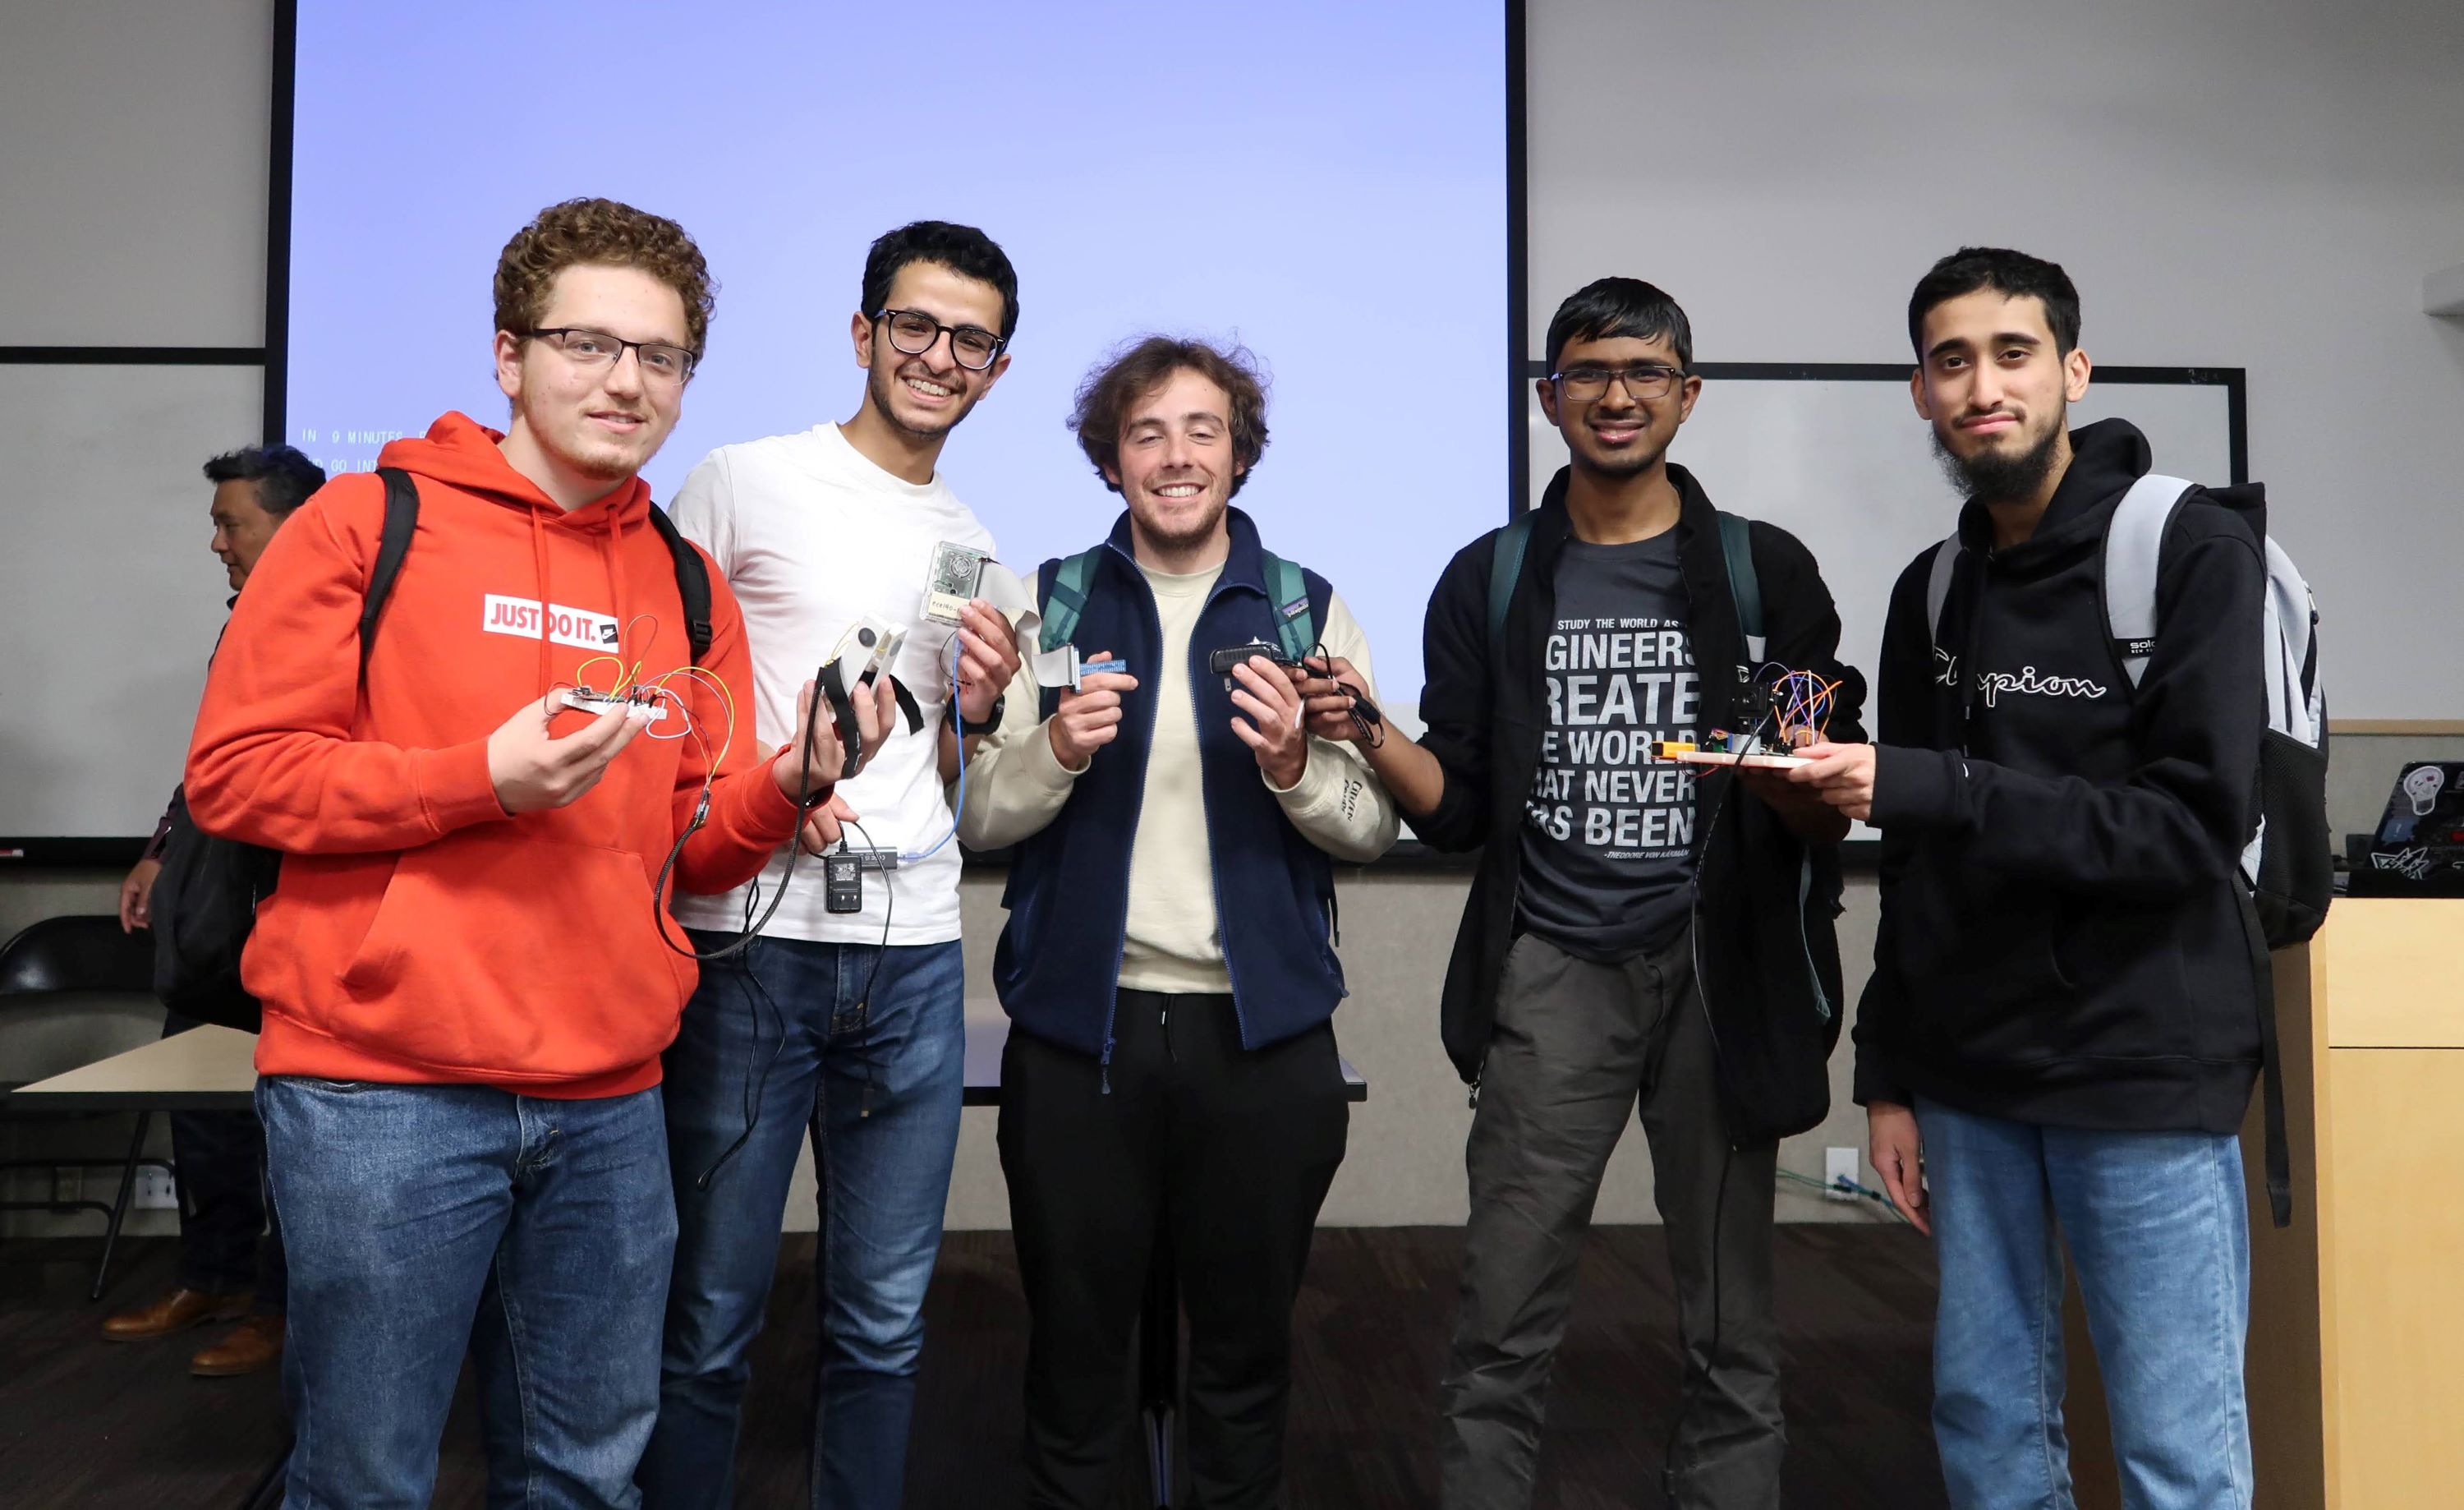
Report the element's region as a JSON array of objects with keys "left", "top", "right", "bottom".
[{"left": 638, "top": 221, "right": 1024, "bottom": 1510}]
